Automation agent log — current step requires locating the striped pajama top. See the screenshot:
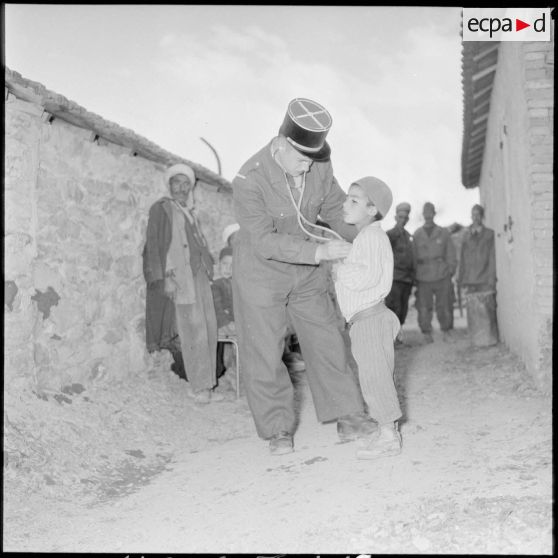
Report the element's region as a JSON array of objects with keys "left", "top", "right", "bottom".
[{"left": 334, "top": 221, "right": 394, "bottom": 322}]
